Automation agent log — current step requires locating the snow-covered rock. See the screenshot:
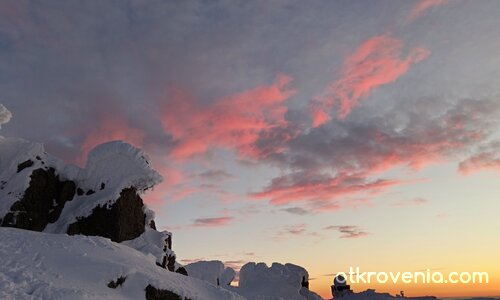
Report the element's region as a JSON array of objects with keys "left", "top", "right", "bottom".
[
  {"left": 0, "top": 227, "right": 244, "bottom": 300},
  {"left": 122, "top": 227, "right": 177, "bottom": 272},
  {"left": 0, "top": 137, "right": 162, "bottom": 238},
  {"left": 184, "top": 260, "right": 236, "bottom": 286},
  {"left": 0, "top": 137, "right": 182, "bottom": 273},
  {"left": 229, "top": 262, "right": 322, "bottom": 300}
]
